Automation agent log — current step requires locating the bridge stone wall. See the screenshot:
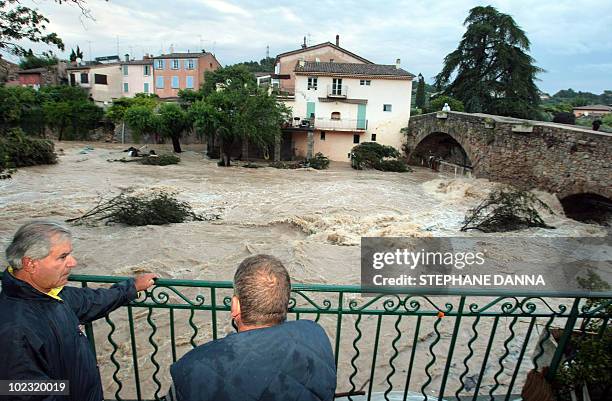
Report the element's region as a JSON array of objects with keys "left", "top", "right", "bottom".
[{"left": 405, "top": 112, "right": 611, "bottom": 199}]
